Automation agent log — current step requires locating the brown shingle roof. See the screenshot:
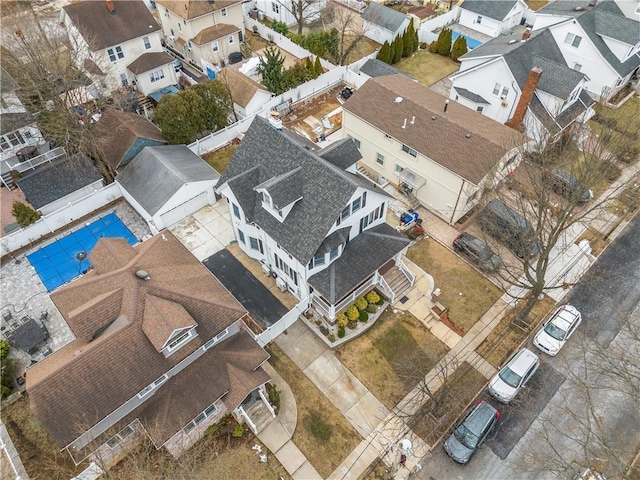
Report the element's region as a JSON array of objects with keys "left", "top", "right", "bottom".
[
  {"left": 27, "top": 232, "right": 251, "bottom": 449},
  {"left": 142, "top": 295, "right": 197, "bottom": 352},
  {"left": 157, "top": 0, "right": 241, "bottom": 20},
  {"left": 63, "top": 1, "right": 160, "bottom": 50},
  {"left": 93, "top": 108, "right": 166, "bottom": 171},
  {"left": 220, "top": 69, "right": 268, "bottom": 108},
  {"left": 343, "top": 75, "right": 526, "bottom": 184},
  {"left": 127, "top": 52, "right": 174, "bottom": 75},
  {"left": 191, "top": 23, "right": 239, "bottom": 45}
]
